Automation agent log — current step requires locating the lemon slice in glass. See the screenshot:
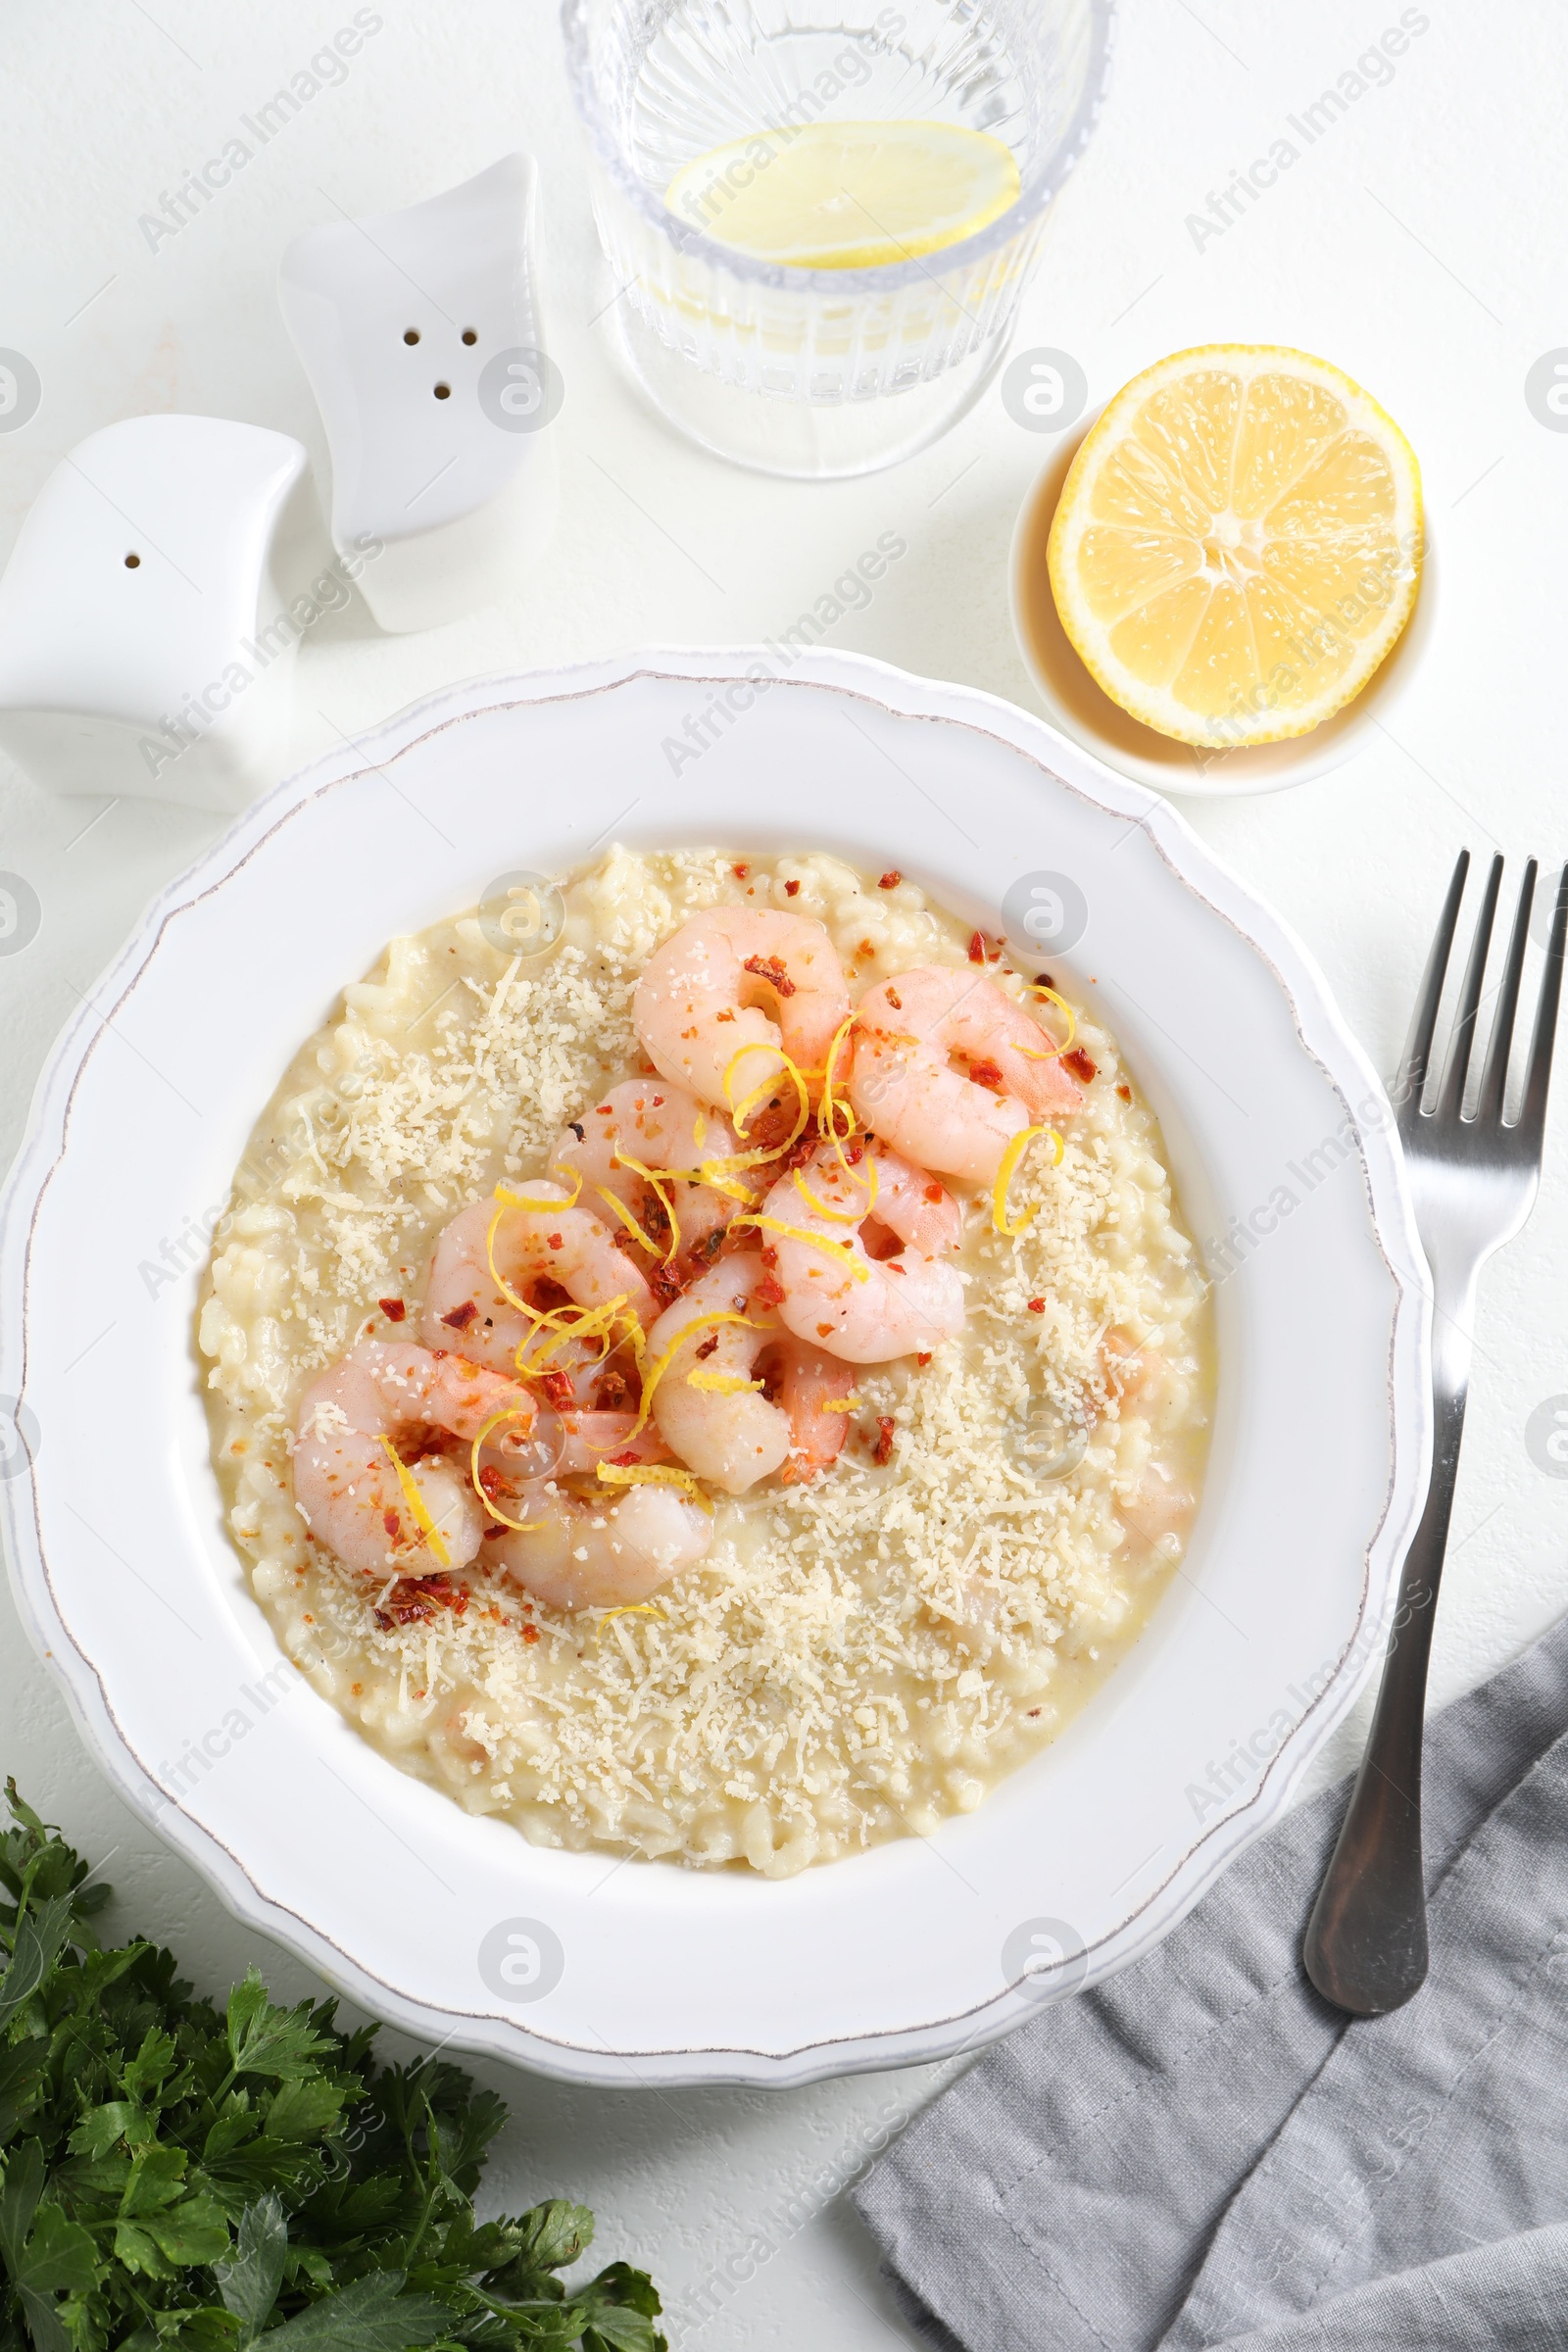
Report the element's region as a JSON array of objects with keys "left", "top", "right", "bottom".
[
  {"left": 666, "top": 121, "right": 1021, "bottom": 270},
  {"left": 1047, "top": 345, "right": 1423, "bottom": 748}
]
